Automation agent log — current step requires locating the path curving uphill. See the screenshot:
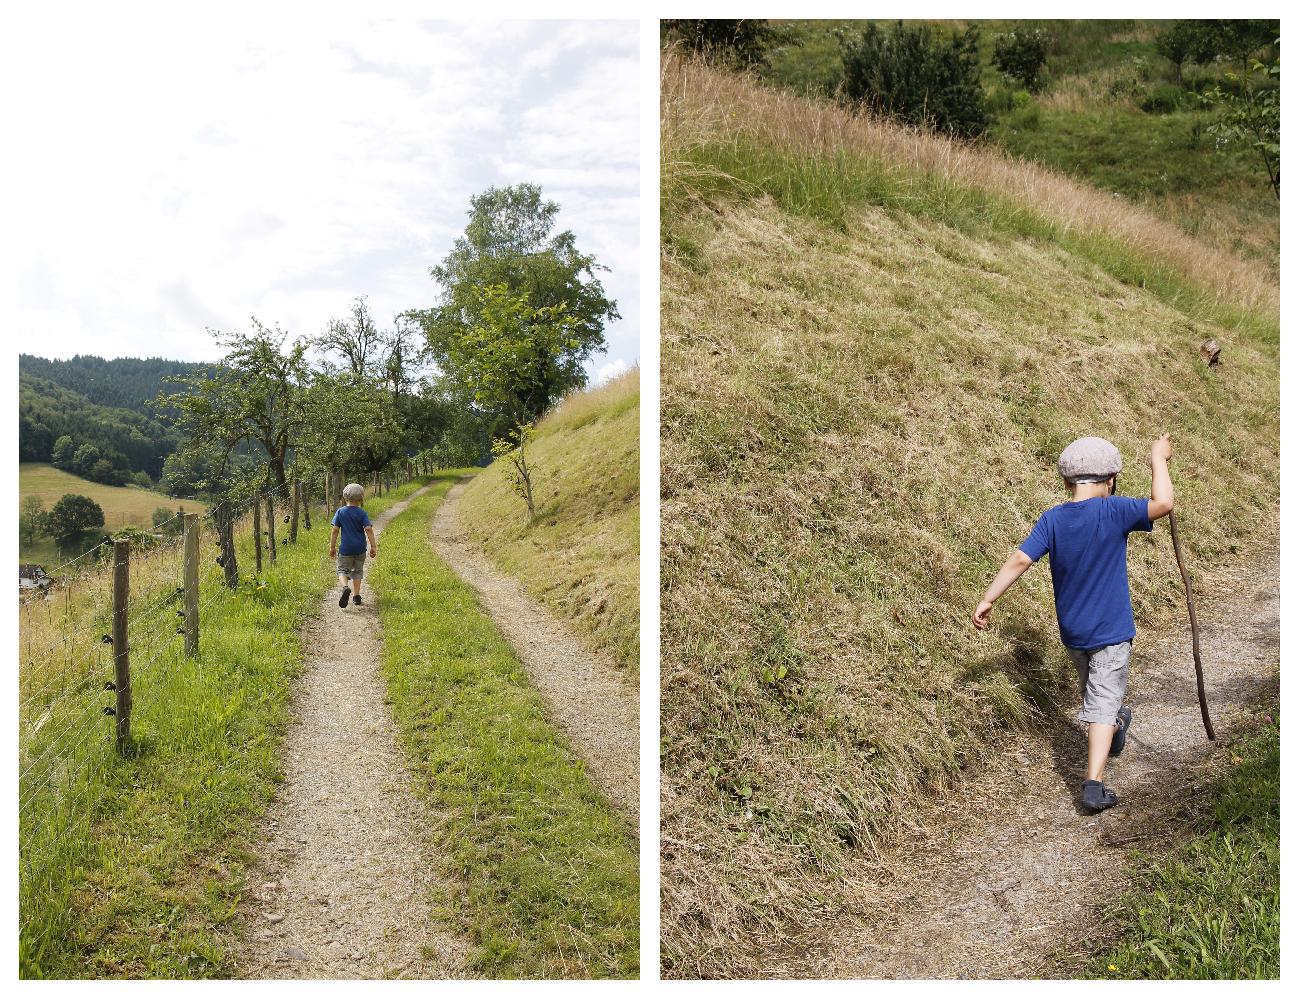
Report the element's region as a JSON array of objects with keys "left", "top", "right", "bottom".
[
  {"left": 230, "top": 485, "right": 468, "bottom": 980},
  {"left": 428, "top": 480, "right": 640, "bottom": 826},
  {"left": 773, "top": 542, "right": 1279, "bottom": 979}
]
